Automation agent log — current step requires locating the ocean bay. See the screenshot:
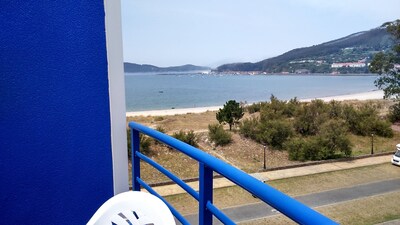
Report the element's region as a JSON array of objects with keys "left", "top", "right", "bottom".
[{"left": 125, "top": 73, "right": 378, "bottom": 111}]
